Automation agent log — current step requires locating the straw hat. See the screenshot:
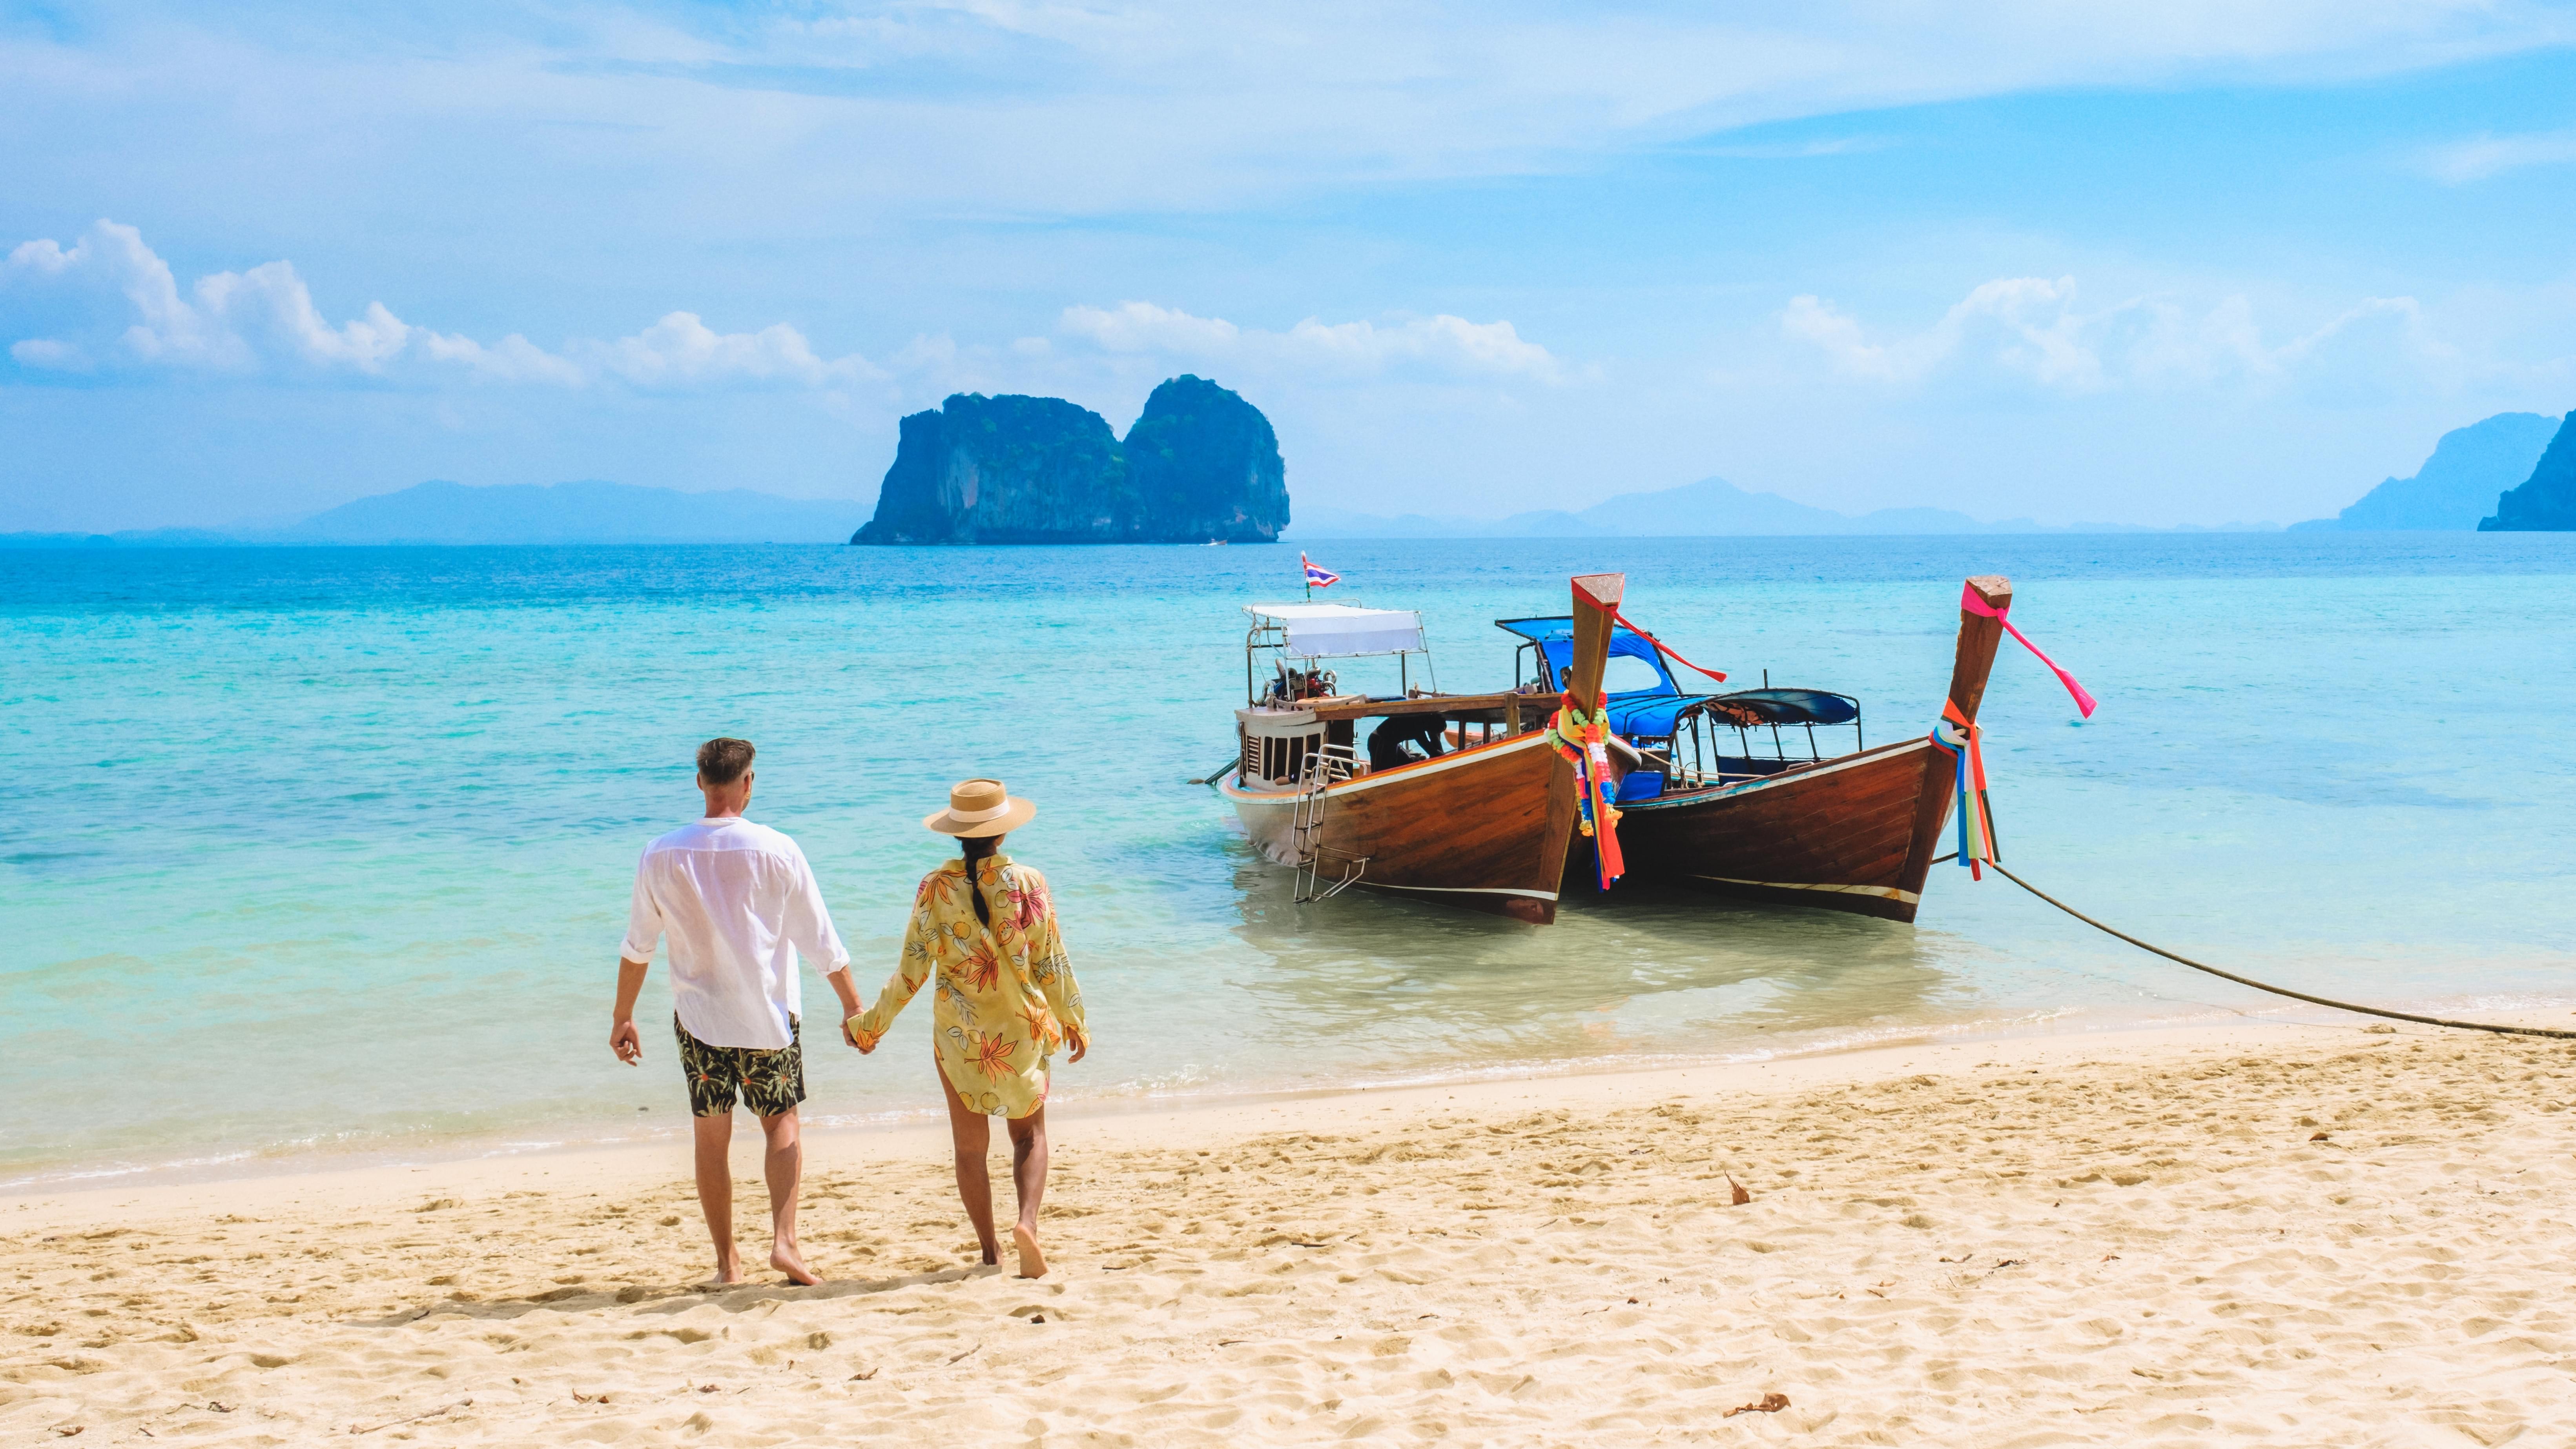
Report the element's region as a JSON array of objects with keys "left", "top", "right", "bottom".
[{"left": 922, "top": 777, "right": 1037, "bottom": 837}]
